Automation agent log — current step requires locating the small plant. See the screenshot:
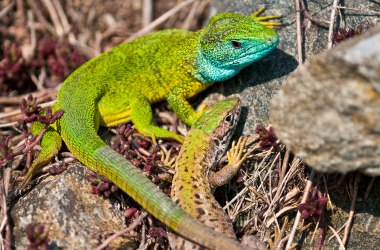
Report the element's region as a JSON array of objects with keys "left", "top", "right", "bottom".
[
  {"left": 0, "top": 38, "right": 29, "bottom": 95},
  {"left": 112, "top": 124, "right": 166, "bottom": 183},
  {"left": 297, "top": 188, "right": 328, "bottom": 221},
  {"left": 35, "top": 37, "right": 87, "bottom": 87},
  {"left": 36, "top": 106, "right": 64, "bottom": 125},
  {"left": 148, "top": 226, "right": 167, "bottom": 245},
  {"left": 25, "top": 223, "right": 49, "bottom": 250},
  {"left": 19, "top": 94, "right": 41, "bottom": 123},
  {"left": 85, "top": 171, "right": 118, "bottom": 197},
  {"left": 255, "top": 125, "right": 278, "bottom": 150},
  {"left": 18, "top": 95, "right": 64, "bottom": 156},
  {"left": 0, "top": 134, "right": 14, "bottom": 168},
  {"left": 0, "top": 31, "right": 87, "bottom": 96},
  {"left": 333, "top": 23, "right": 373, "bottom": 44}
]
